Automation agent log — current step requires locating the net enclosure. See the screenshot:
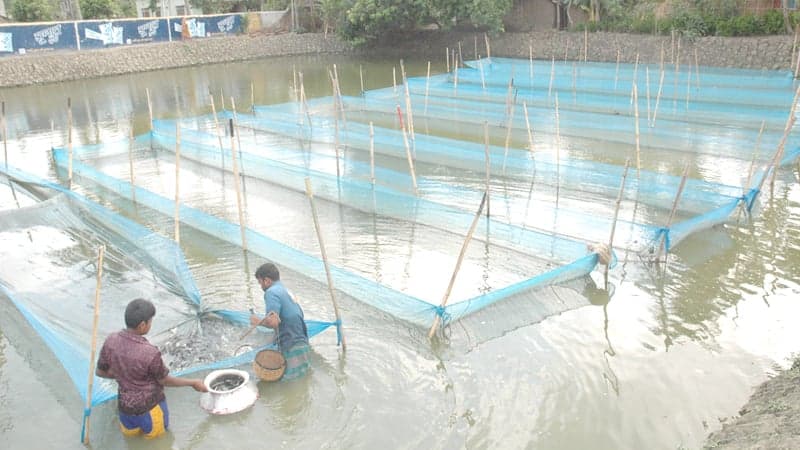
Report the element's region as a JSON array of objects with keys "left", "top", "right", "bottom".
[{"left": 0, "top": 164, "right": 339, "bottom": 441}]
